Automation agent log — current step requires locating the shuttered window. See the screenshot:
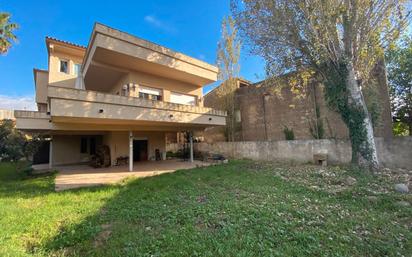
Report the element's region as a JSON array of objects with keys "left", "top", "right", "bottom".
[{"left": 170, "top": 92, "right": 196, "bottom": 106}]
